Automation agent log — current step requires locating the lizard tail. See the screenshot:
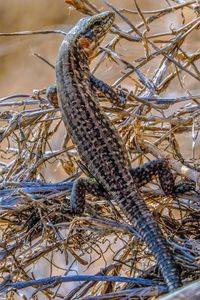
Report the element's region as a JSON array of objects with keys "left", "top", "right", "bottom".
[{"left": 116, "top": 189, "right": 182, "bottom": 291}]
